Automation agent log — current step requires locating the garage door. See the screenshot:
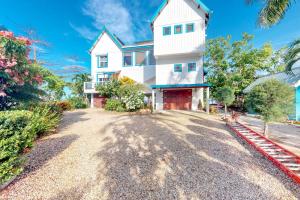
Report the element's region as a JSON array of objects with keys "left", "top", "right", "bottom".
[{"left": 163, "top": 89, "right": 192, "bottom": 110}]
